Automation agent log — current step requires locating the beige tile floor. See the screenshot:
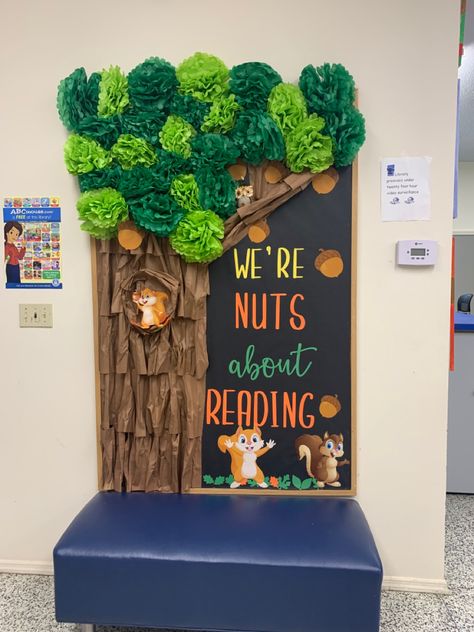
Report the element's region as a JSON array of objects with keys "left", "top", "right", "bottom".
[{"left": 0, "top": 494, "right": 472, "bottom": 632}]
